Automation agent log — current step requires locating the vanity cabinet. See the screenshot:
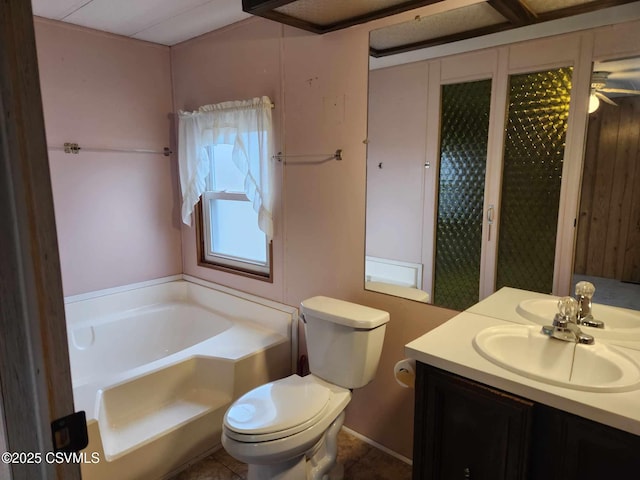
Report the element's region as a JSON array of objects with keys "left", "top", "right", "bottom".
[
  {"left": 531, "top": 406, "right": 640, "bottom": 480},
  {"left": 413, "top": 362, "right": 640, "bottom": 480},
  {"left": 413, "top": 362, "right": 533, "bottom": 479}
]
